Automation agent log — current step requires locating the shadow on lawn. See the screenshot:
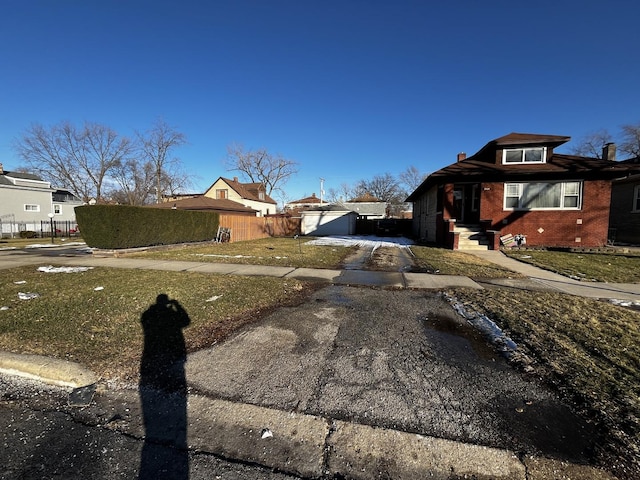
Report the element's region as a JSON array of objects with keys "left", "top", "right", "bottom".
[{"left": 138, "top": 294, "right": 191, "bottom": 480}]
